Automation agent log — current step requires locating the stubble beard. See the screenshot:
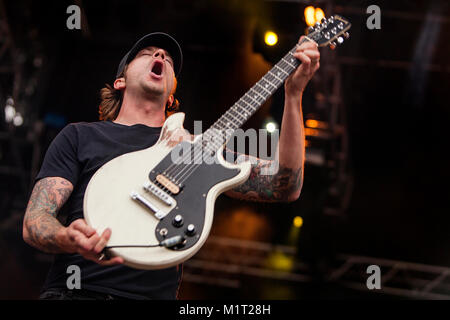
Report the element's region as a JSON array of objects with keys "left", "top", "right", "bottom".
[{"left": 140, "top": 77, "right": 167, "bottom": 101}]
